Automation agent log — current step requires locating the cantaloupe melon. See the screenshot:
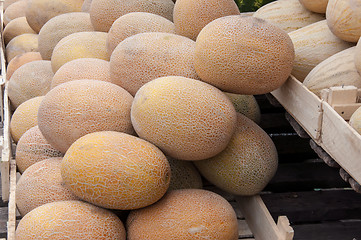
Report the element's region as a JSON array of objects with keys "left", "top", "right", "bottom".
[
  {"left": 5, "top": 33, "right": 38, "bottom": 63},
  {"left": 61, "top": 131, "right": 171, "bottom": 210},
  {"left": 350, "top": 106, "right": 361, "bottom": 134},
  {"left": 194, "top": 15, "right": 295, "bottom": 95},
  {"left": 173, "top": 0, "right": 240, "bottom": 41},
  {"left": 126, "top": 188, "right": 238, "bottom": 240},
  {"left": 299, "top": 0, "right": 329, "bottom": 13},
  {"left": 16, "top": 157, "right": 78, "bottom": 216},
  {"left": 106, "top": 12, "right": 176, "bottom": 55},
  {"left": 4, "top": 0, "right": 21, "bottom": 10},
  {"left": 131, "top": 76, "right": 237, "bottom": 161},
  {"left": 3, "top": 17, "right": 36, "bottom": 45},
  {"left": 110, "top": 32, "right": 200, "bottom": 96},
  {"left": 224, "top": 92, "right": 261, "bottom": 124},
  {"left": 15, "top": 126, "right": 63, "bottom": 173},
  {"left": 51, "top": 58, "right": 110, "bottom": 88},
  {"left": 10, "top": 96, "right": 44, "bottom": 143},
  {"left": 51, "top": 31, "right": 109, "bottom": 73},
  {"left": 89, "top": 0, "right": 174, "bottom": 32},
  {"left": 81, "top": 0, "right": 92, "bottom": 12},
  {"left": 3, "top": 0, "right": 27, "bottom": 26},
  {"left": 6, "top": 52, "right": 42, "bottom": 80},
  {"left": 15, "top": 200, "right": 126, "bottom": 240},
  {"left": 194, "top": 113, "right": 278, "bottom": 196},
  {"left": 37, "top": 79, "right": 134, "bottom": 153},
  {"left": 25, "top": 0, "right": 84, "bottom": 33},
  {"left": 8, "top": 60, "right": 53, "bottom": 109}
]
